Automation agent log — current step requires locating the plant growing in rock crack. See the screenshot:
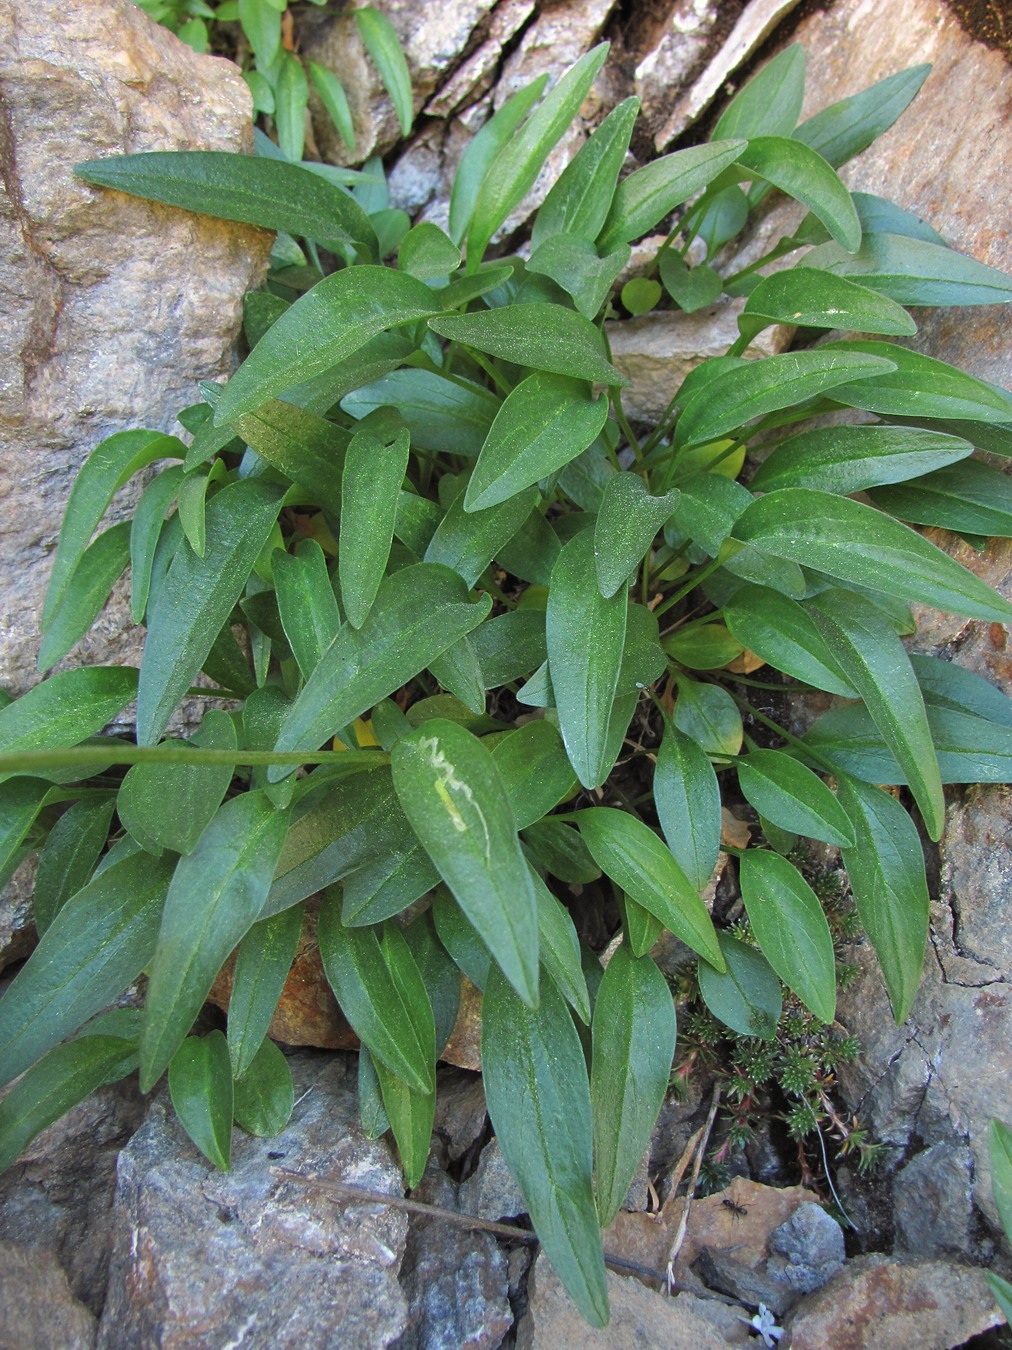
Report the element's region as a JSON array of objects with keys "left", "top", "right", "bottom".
[{"left": 2, "top": 40, "right": 1012, "bottom": 1328}]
